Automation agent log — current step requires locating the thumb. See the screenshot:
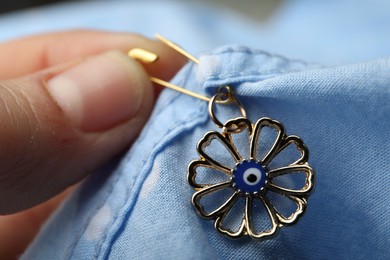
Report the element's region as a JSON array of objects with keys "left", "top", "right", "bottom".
[{"left": 0, "top": 51, "right": 154, "bottom": 214}]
